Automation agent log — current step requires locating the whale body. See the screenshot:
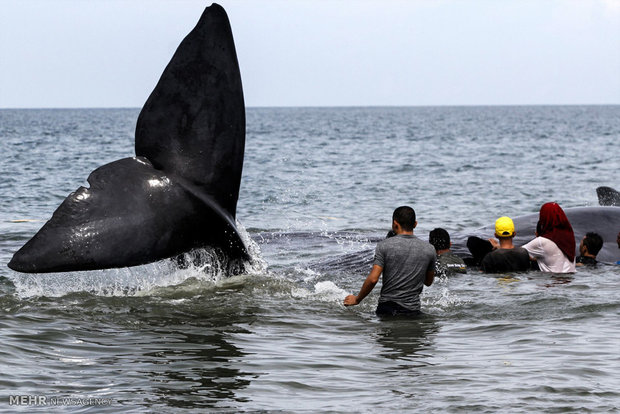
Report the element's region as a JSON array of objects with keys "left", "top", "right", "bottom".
[
  {"left": 312, "top": 206, "right": 620, "bottom": 273},
  {"left": 9, "top": 4, "right": 248, "bottom": 273},
  {"left": 456, "top": 206, "right": 620, "bottom": 265}
]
